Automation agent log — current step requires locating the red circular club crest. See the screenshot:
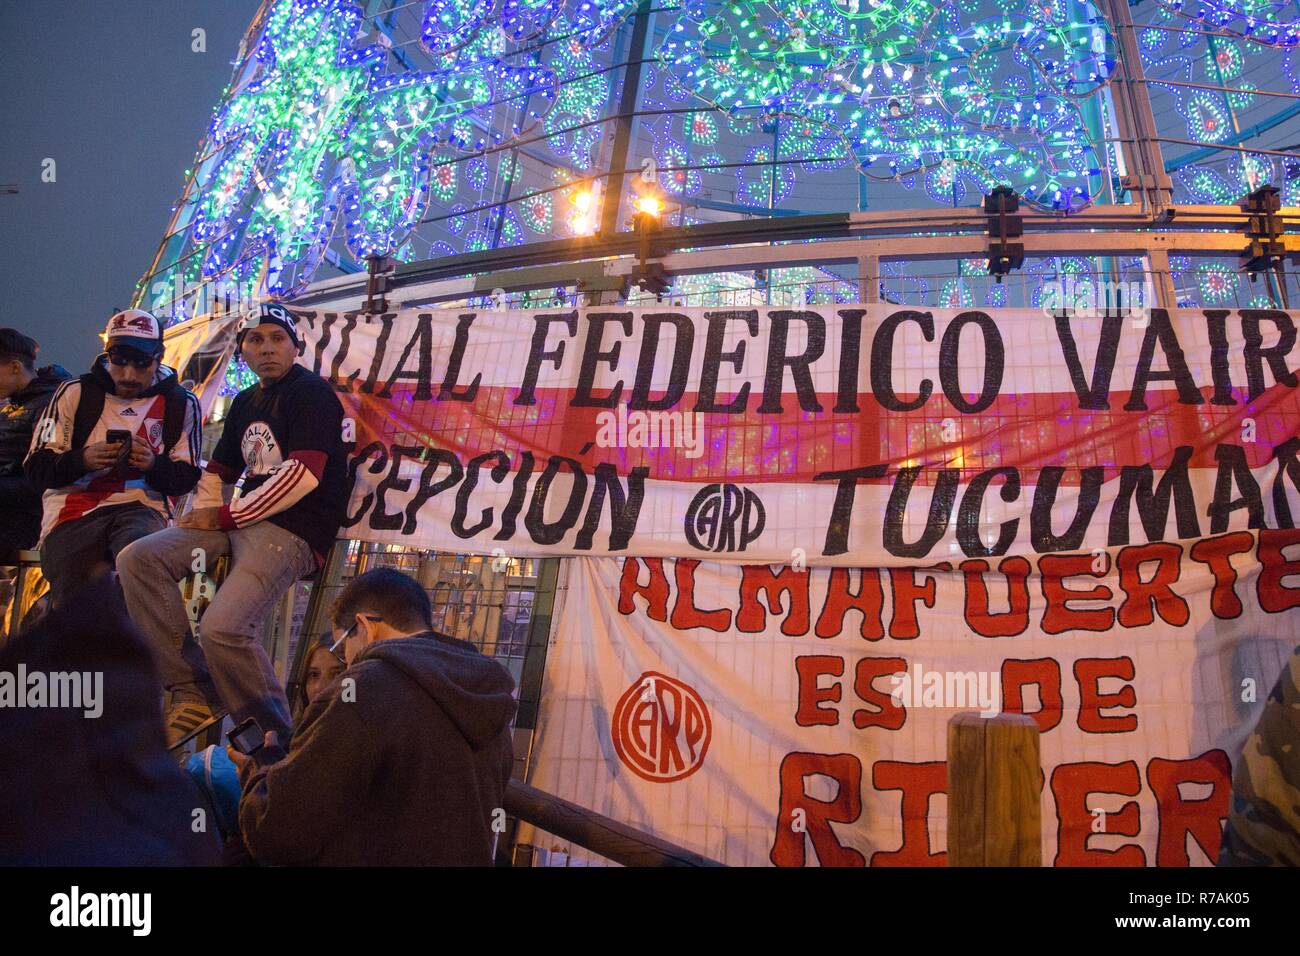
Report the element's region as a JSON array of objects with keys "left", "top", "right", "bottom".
[{"left": 611, "top": 671, "right": 712, "bottom": 783}]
